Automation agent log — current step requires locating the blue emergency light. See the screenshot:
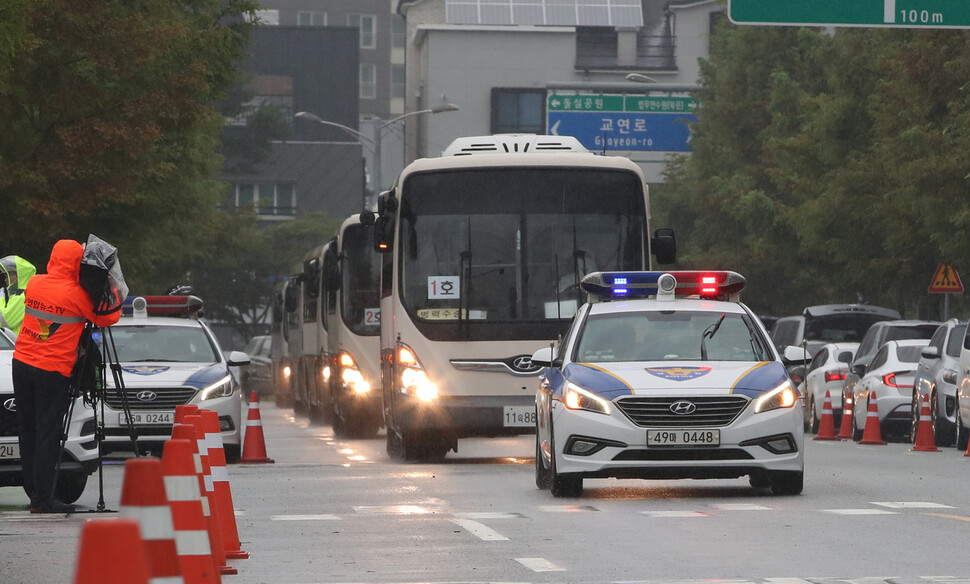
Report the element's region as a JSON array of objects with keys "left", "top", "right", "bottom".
[{"left": 580, "top": 271, "right": 746, "bottom": 302}]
